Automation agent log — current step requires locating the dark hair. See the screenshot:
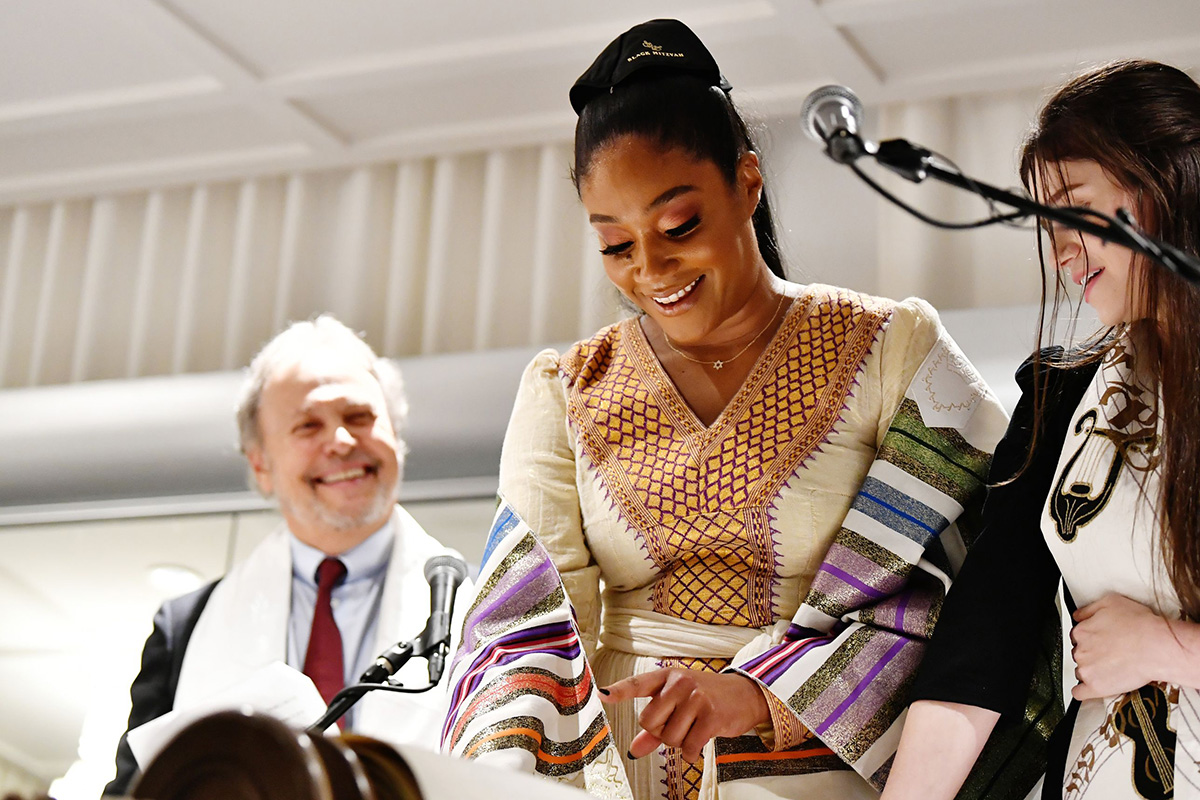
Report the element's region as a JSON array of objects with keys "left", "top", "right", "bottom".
[
  {"left": 1020, "top": 60, "right": 1200, "bottom": 620},
  {"left": 571, "top": 74, "right": 785, "bottom": 280}
]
